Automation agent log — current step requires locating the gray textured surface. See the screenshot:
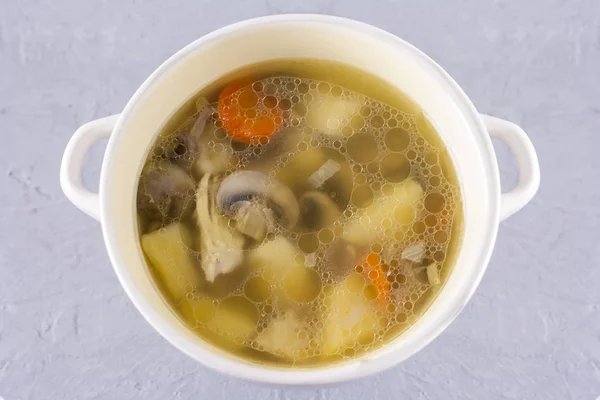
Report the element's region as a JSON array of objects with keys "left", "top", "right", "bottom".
[{"left": 1, "top": 0, "right": 599, "bottom": 399}]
